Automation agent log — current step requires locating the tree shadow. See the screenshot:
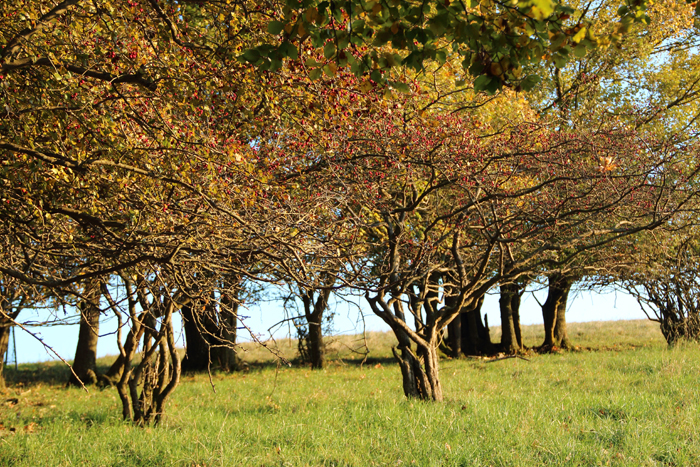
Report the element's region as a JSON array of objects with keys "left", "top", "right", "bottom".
[{"left": 4, "top": 361, "right": 116, "bottom": 387}]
